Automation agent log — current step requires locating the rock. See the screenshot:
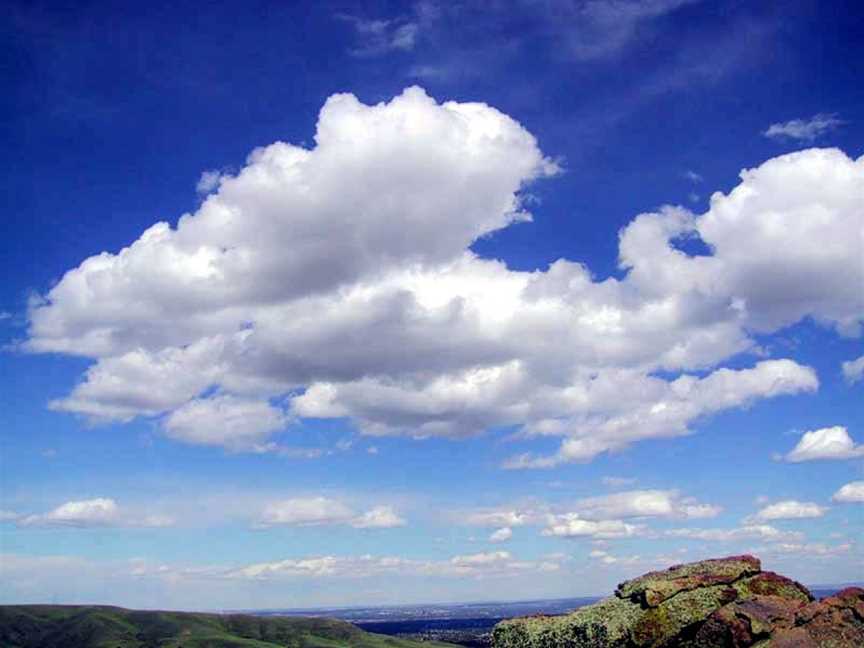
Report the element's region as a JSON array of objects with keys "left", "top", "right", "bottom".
[
  {"left": 616, "top": 555, "right": 761, "bottom": 607},
  {"left": 491, "top": 556, "right": 863, "bottom": 648}
]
